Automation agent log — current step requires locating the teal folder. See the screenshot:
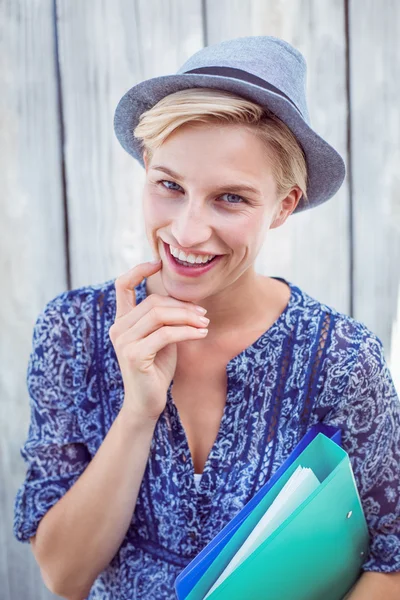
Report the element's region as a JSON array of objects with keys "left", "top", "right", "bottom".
[{"left": 184, "top": 433, "right": 369, "bottom": 600}]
